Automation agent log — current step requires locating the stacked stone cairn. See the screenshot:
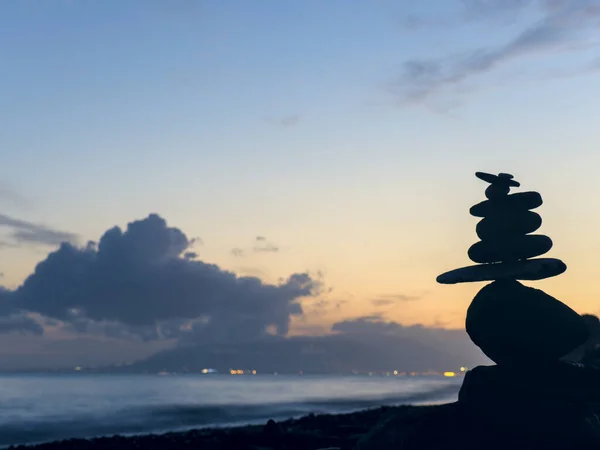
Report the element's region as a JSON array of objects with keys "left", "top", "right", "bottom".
[
  {"left": 437, "top": 172, "right": 588, "bottom": 364},
  {"left": 433, "top": 172, "right": 600, "bottom": 446}
]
